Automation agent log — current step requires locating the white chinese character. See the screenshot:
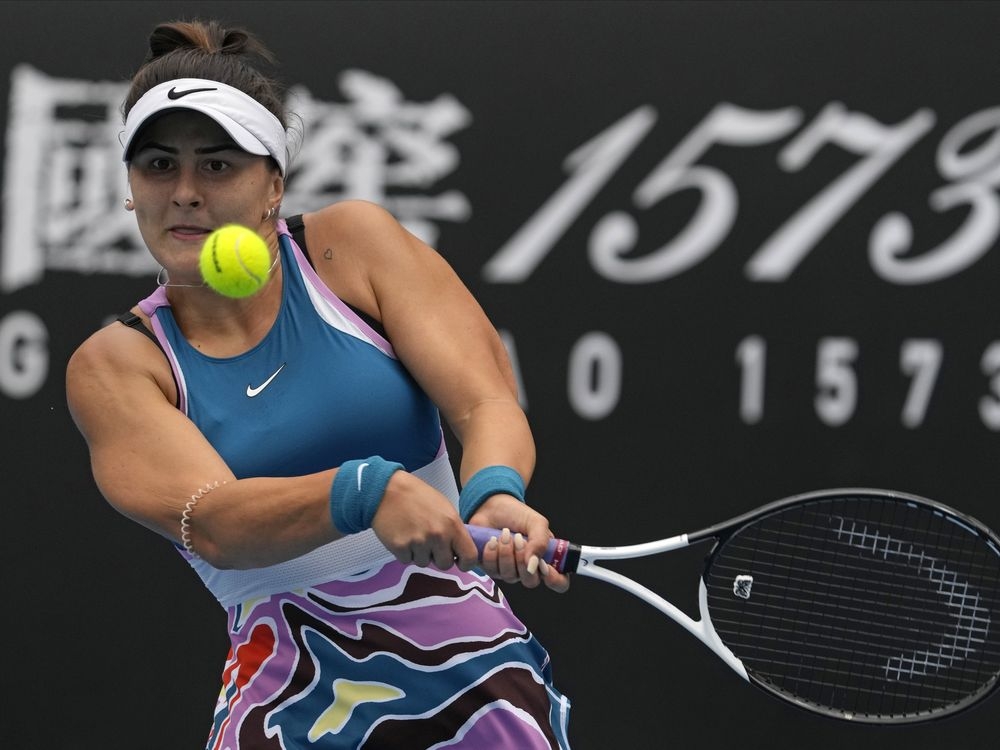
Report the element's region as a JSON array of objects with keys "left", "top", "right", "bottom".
[
  {"left": 285, "top": 69, "right": 472, "bottom": 246},
  {"left": 2, "top": 65, "right": 150, "bottom": 292}
]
